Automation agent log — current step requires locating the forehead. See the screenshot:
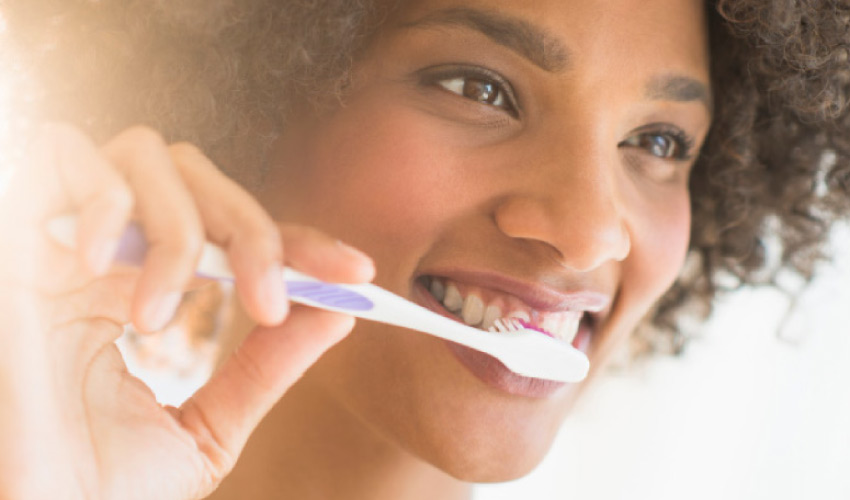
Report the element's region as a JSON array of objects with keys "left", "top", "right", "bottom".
[{"left": 385, "top": 0, "right": 710, "bottom": 86}]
